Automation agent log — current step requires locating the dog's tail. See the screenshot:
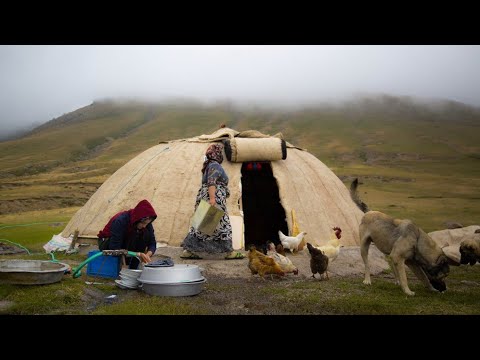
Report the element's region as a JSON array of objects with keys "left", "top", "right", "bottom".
[{"left": 350, "top": 178, "right": 370, "bottom": 213}]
